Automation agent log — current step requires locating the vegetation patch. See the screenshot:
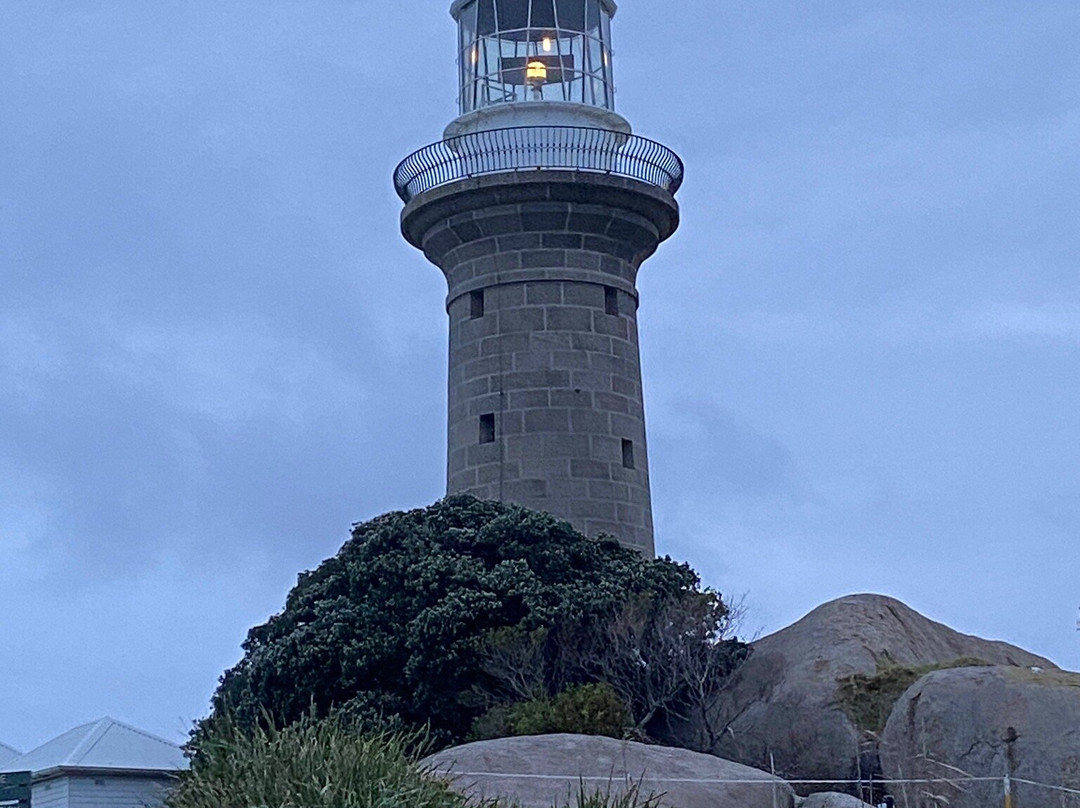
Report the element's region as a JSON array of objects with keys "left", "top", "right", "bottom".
[
  {"left": 835, "top": 657, "right": 991, "bottom": 733},
  {"left": 168, "top": 712, "right": 660, "bottom": 808},
  {"left": 200, "top": 495, "right": 746, "bottom": 752}
]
